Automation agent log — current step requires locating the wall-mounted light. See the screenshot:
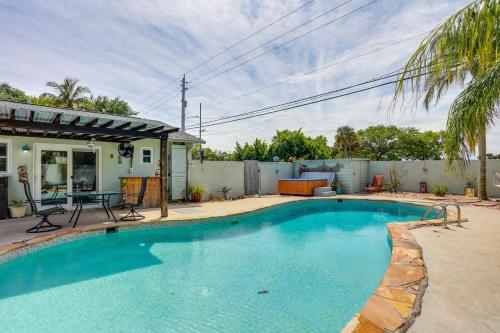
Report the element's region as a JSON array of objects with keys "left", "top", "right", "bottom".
[{"left": 22, "top": 144, "right": 31, "bottom": 153}]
